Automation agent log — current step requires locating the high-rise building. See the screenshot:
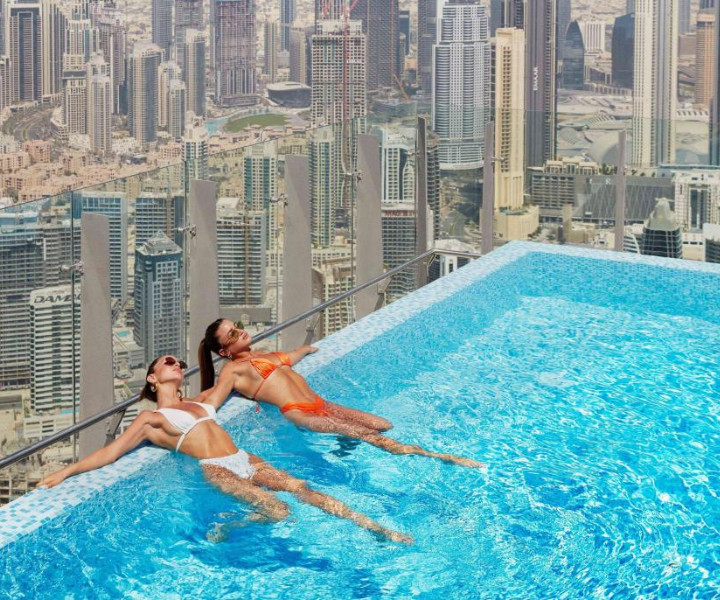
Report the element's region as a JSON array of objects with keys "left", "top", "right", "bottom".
[
  {"left": 6, "top": 0, "right": 42, "bottom": 102},
  {"left": 289, "top": 26, "right": 309, "bottom": 85},
  {"left": 244, "top": 141, "right": 277, "bottom": 212},
  {"left": 64, "top": 18, "right": 100, "bottom": 62},
  {"left": 308, "top": 126, "right": 337, "bottom": 247},
  {"left": 381, "top": 204, "right": 417, "bottom": 299},
  {"left": 314, "top": 0, "right": 344, "bottom": 23},
  {"left": 556, "top": 0, "right": 572, "bottom": 61},
  {"left": 133, "top": 231, "right": 184, "bottom": 363},
  {"left": 88, "top": 68, "right": 112, "bottom": 155},
  {"left": 157, "top": 60, "right": 181, "bottom": 130},
  {"left": 62, "top": 69, "right": 88, "bottom": 134},
  {"left": 641, "top": 198, "right": 683, "bottom": 258},
  {"left": 213, "top": 0, "right": 257, "bottom": 107},
  {"left": 167, "top": 79, "right": 186, "bottom": 141},
  {"left": 29, "top": 285, "right": 80, "bottom": 413},
  {"left": 183, "top": 28, "right": 206, "bottom": 117},
  {"left": 426, "top": 129, "right": 441, "bottom": 240},
  {"left": 627, "top": 0, "right": 635, "bottom": 12},
  {"left": 280, "top": 0, "right": 295, "bottom": 52},
  {"left": 264, "top": 20, "right": 278, "bottom": 82},
  {"left": 432, "top": 1, "right": 490, "bottom": 170},
  {"left": 77, "top": 192, "right": 128, "bottom": 304},
  {"left": 377, "top": 128, "right": 415, "bottom": 205},
  {"left": 500, "top": 0, "right": 525, "bottom": 28},
  {"left": 128, "top": 42, "right": 163, "bottom": 146},
  {"left": 493, "top": 28, "right": 526, "bottom": 210},
  {"left": 524, "top": 0, "right": 557, "bottom": 169},
  {"left": 704, "top": 223, "right": 720, "bottom": 262},
  {"left": 97, "top": 10, "right": 126, "bottom": 114},
  {"left": 673, "top": 171, "right": 720, "bottom": 230},
  {"left": 579, "top": 21, "right": 606, "bottom": 55},
  {"left": 183, "top": 113, "right": 209, "bottom": 182},
  {"left": 41, "top": 0, "right": 67, "bottom": 102},
  {"left": 0, "top": 57, "right": 11, "bottom": 111},
  {"left": 311, "top": 20, "right": 366, "bottom": 127},
  {"left": 632, "top": 0, "right": 678, "bottom": 168},
  {"left": 399, "top": 10, "right": 410, "bottom": 55},
  {"left": 562, "top": 21, "right": 585, "bottom": 89},
  {"left": 679, "top": 0, "right": 691, "bottom": 34},
  {"left": 175, "top": 0, "right": 203, "bottom": 65},
  {"left": 216, "top": 198, "right": 266, "bottom": 306},
  {"left": 135, "top": 192, "right": 185, "bottom": 248},
  {"left": 612, "top": 13, "right": 635, "bottom": 89},
  {"left": 696, "top": 9, "right": 715, "bottom": 107},
  {"left": 350, "top": 0, "right": 399, "bottom": 90},
  {"left": 417, "top": 0, "right": 437, "bottom": 95},
  {"left": 152, "top": 0, "right": 173, "bottom": 56}
]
